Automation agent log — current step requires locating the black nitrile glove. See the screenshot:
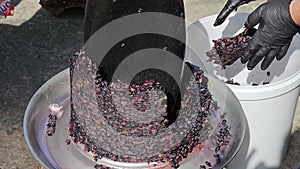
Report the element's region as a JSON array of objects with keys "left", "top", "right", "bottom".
[
  {"left": 238, "top": 0, "right": 300, "bottom": 70},
  {"left": 214, "top": 0, "right": 255, "bottom": 26}
]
